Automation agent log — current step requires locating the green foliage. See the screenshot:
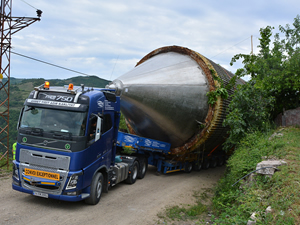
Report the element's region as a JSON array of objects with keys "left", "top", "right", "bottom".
[
  {"left": 158, "top": 189, "right": 213, "bottom": 223},
  {"left": 207, "top": 87, "right": 229, "bottom": 106},
  {"left": 164, "top": 203, "right": 207, "bottom": 221},
  {"left": 212, "top": 127, "right": 300, "bottom": 224},
  {"left": 225, "top": 15, "right": 300, "bottom": 150},
  {"left": 230, "top": 15, "right": 300, "bottom": 118},
  {"left": 118, "top": 113, "right": 128, "bottom": 132},
  {"left": 206, "top": 67, "right": 239, "bottom": 106},
  {"left": 223, "top": 80, "right": 275, "bottom": 150}
]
